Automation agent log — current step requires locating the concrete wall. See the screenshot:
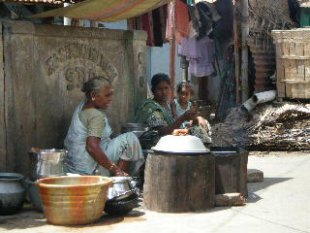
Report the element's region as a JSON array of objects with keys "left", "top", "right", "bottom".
[
  {"left": 0, "top": 20, "right": 147, "bottom": 174},
  {"left": 147, "top": 43, "right": 183, "bottom": 90}
]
